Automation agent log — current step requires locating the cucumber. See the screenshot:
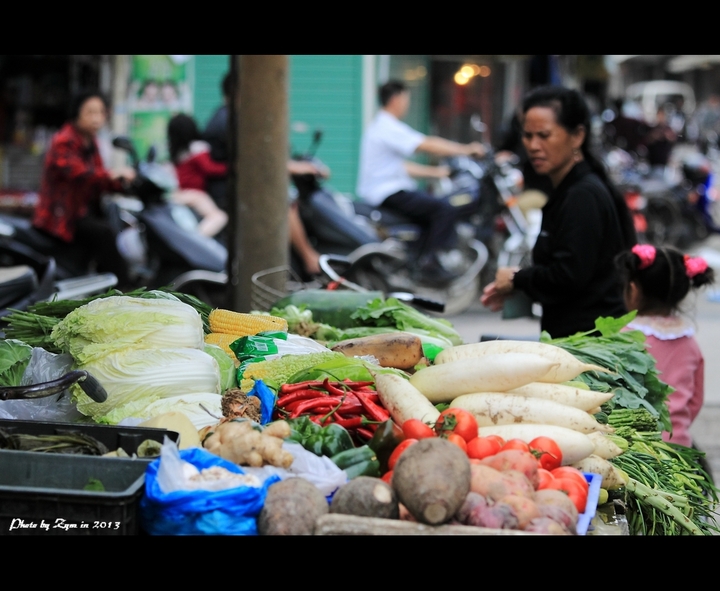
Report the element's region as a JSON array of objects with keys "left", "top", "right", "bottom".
[{"left": 273, "top": 290, "right": 384, "bottom": 329}]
